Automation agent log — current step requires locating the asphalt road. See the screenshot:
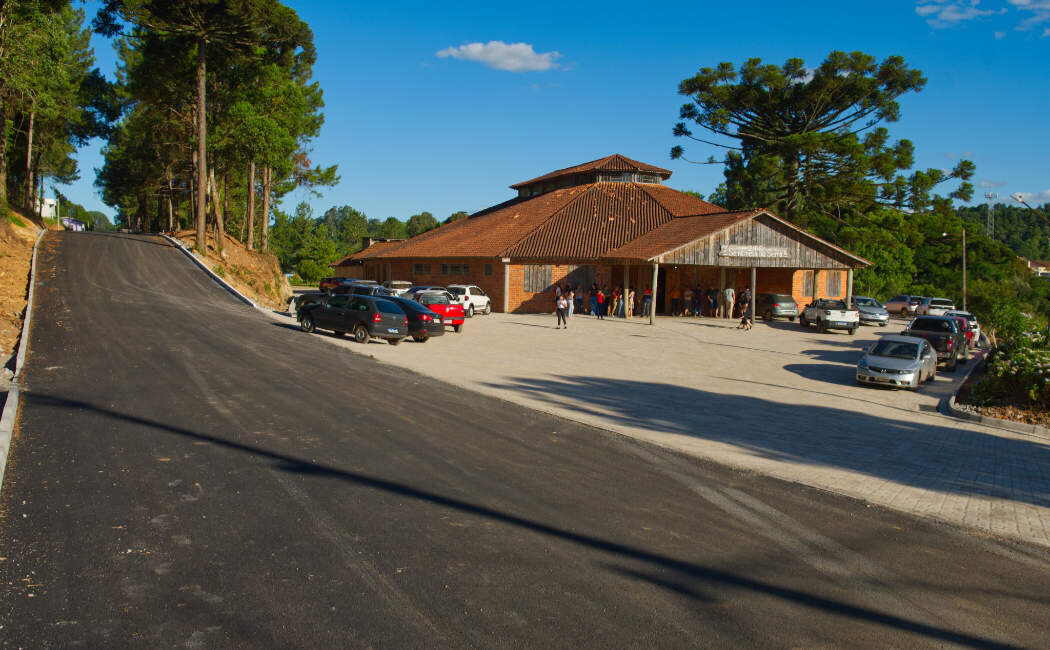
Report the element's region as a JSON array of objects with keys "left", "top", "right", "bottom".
[{"left": 1, "top": 232, "right": 1049, "bottom": 649}]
